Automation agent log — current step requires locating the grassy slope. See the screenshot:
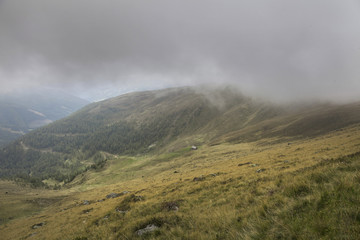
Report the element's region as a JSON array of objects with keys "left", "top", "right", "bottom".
[
  {"left": 0, "top": 87, "right": 283, "bottom": 181},
  {"left": 1, "top": 123, "right": 360, "bottom": 239},
  {"left": 222, "top": 102, "right": 360, "bottom": 143},
  {"left": 3, "top": 87, "right": 360, "bottom": 184}
]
